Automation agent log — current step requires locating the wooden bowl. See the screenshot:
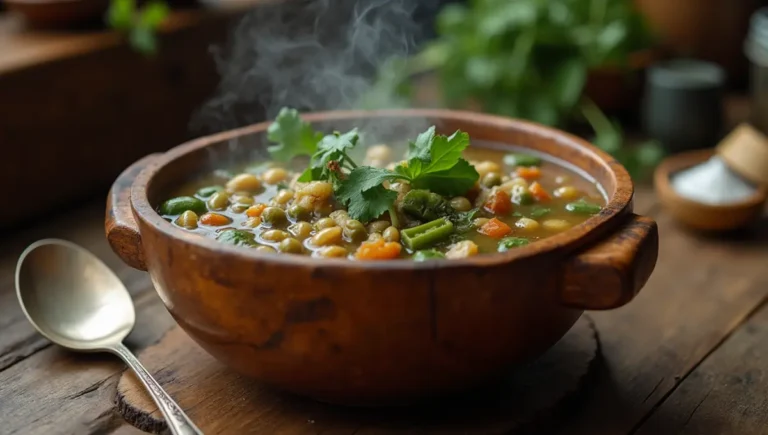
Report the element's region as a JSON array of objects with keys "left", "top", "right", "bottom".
[
  {"left": 654, "top": 149, "right": 768, "bottom": 231},
  {"left": 105, "top": 109, "right": 659, "bottom": 405},
  {"left": 4, "top": 0, "right": 109, "bottom": 28}
]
